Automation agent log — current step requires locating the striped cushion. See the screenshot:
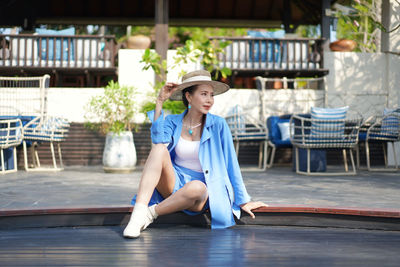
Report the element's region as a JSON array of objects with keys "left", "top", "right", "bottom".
[
  {"left": 381, "top": 108, "right": 400, "bottom": 136},
  {"left": 311, "top": 106, "right": 349, "bottom": 136}
]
